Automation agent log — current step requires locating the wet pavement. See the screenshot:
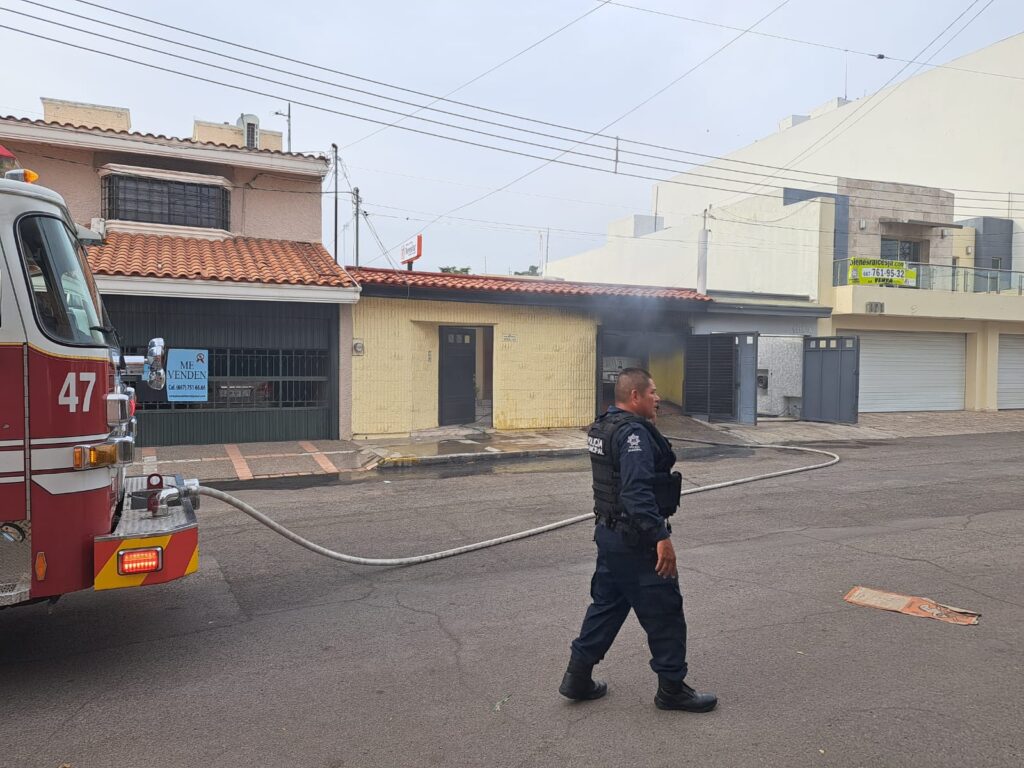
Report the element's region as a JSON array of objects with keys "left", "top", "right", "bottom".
[
  {"left": 128, "top": 408, "right": 1024, "bottom": 485},
  {"left": 129, "top": 427, "right": 591, "bottom": 483}
]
